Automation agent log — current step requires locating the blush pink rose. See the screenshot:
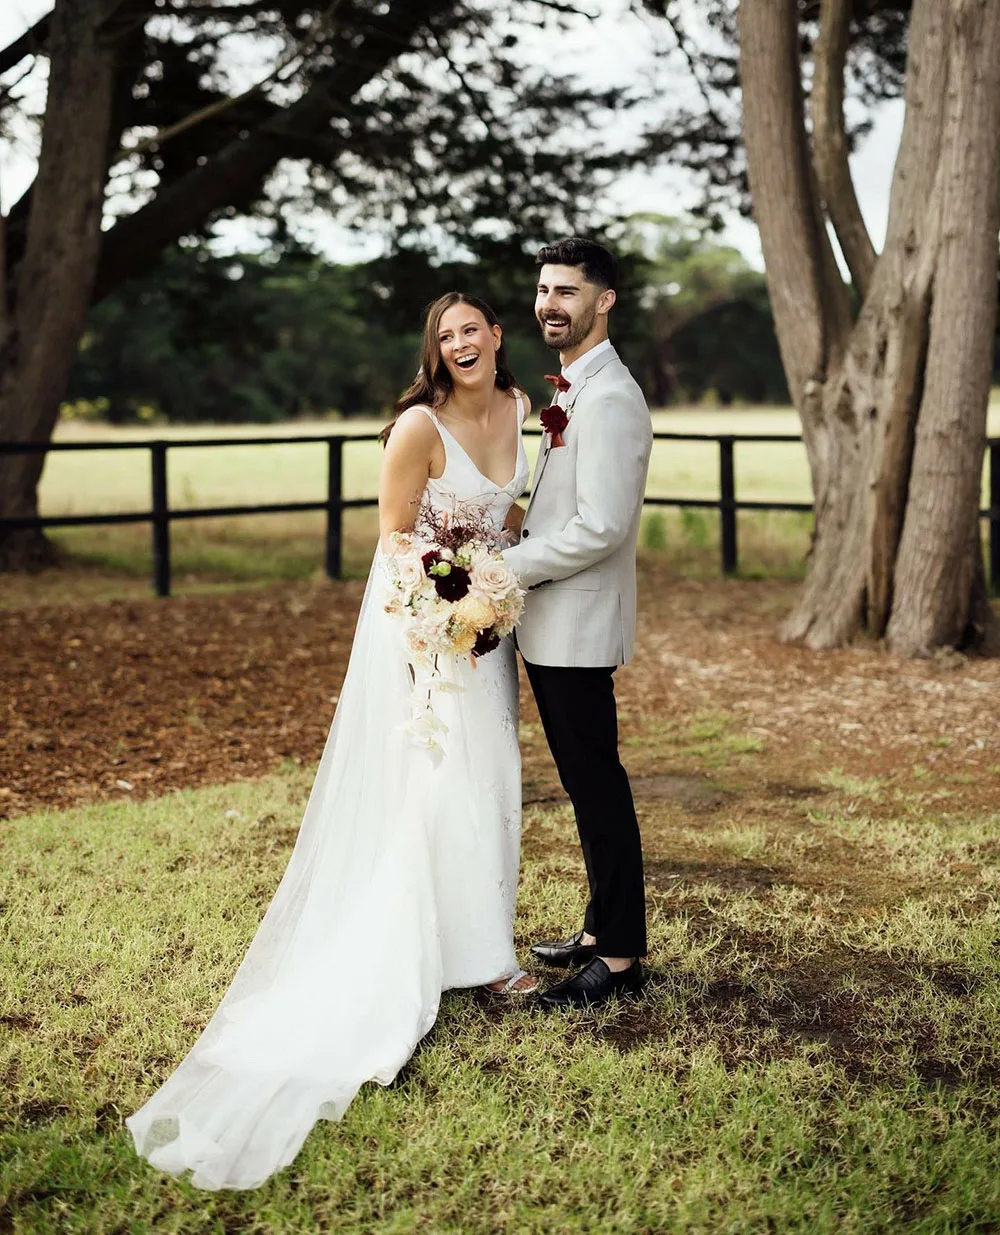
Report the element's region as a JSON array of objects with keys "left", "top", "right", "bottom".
[{"left": 471, "top": 556, "right": 517, "bottom": 602}]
